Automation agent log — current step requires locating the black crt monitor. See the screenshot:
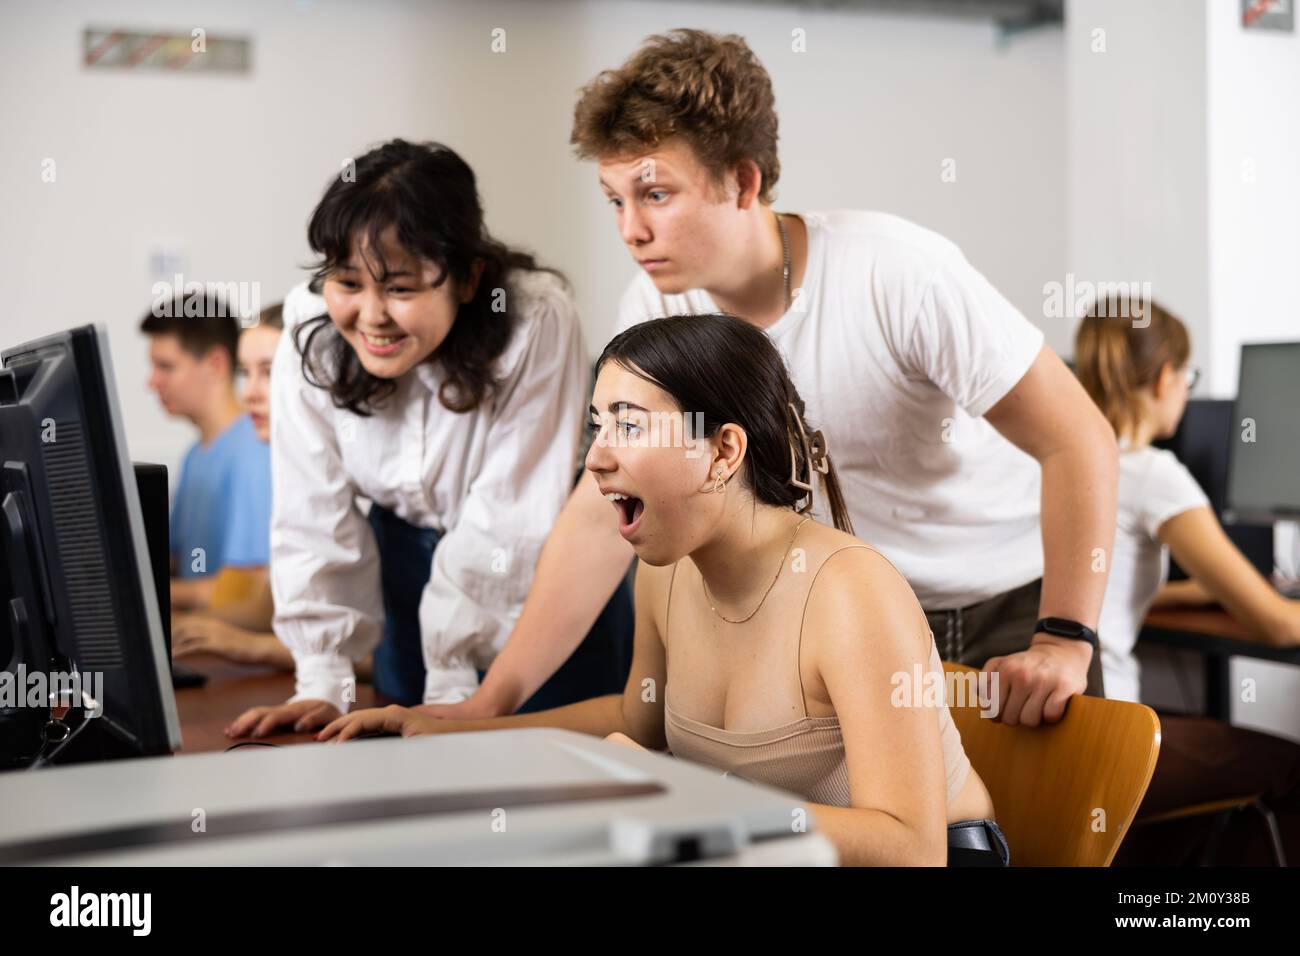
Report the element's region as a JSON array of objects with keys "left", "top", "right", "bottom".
[
  {"left": 1228, "top": 342, "right": 1300, "bottom": 523},
  {"left": 0, "top": 324, "right": 181, "bottom": 768},
  {"left": 1153, "top": 398, "right": 1272, "bottom": 579}
]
